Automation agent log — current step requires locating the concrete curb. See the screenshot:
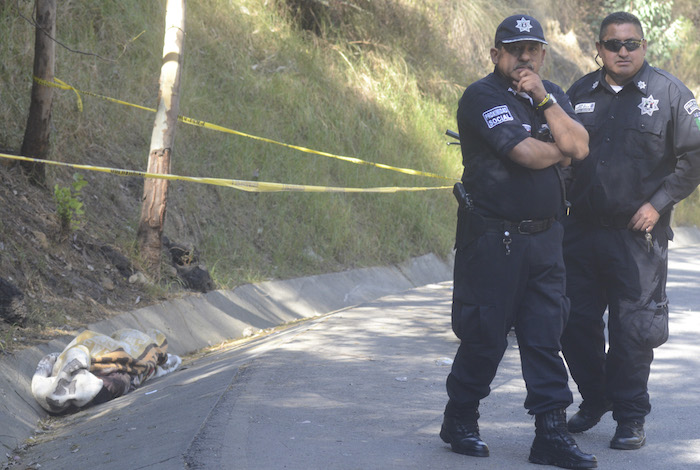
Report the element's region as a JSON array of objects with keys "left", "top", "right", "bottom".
[
  {"left": 0, "top": 253, "right": 454, "bottom": 454},
  {"left": 2, "top": 224, "right": 697, "bottom": 456}
]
